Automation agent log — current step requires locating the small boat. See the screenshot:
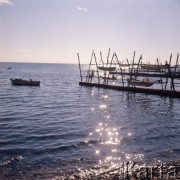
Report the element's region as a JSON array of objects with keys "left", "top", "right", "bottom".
[
  {"left": 10, "top": 78, "right": 41, "bottom": 86},
  {"left": 141, "top": 64, "right": 168, "bottom": 70},
  {"left": 98, "top": 66, "right": 116, "bottom": 71},
  {"left": 127, "top": 78, "right": 154, "bottom": 87},
  {"left": 101, "top": 75, "right": 117, "bottom": 80}
]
